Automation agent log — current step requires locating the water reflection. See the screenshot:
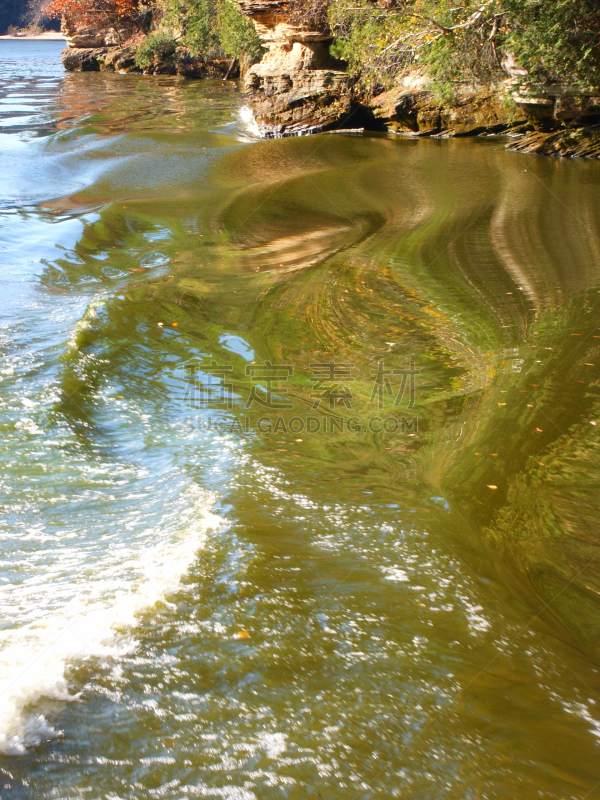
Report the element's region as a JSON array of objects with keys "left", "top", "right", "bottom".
[
  {"left": 4, "top": 47, "right": 600, "bottom": 797},
  {"left": 43, "top": 122, "right": 600, "bottom": 663}
]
